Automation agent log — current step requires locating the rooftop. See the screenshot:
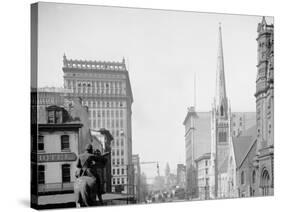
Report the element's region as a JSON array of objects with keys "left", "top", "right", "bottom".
[
  {"left": 62, "top": 54, "right": 127, "bottom": 72},
  {"left": 232, "top": 126, "right": 256, "bottom": 168}
]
